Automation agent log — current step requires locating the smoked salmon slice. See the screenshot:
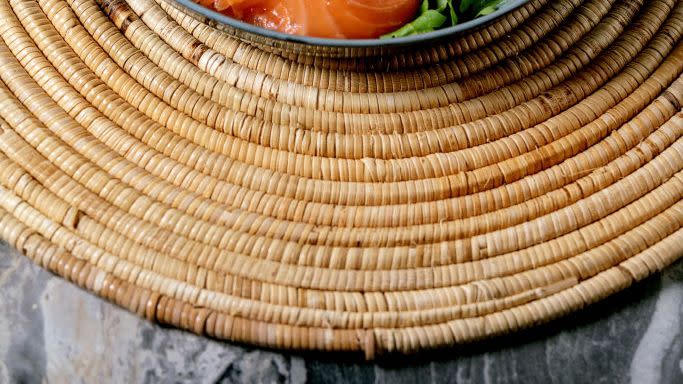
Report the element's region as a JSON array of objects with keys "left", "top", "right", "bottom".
[{"left": 196, "top": 0, "right": 421, "bottom": 39}]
